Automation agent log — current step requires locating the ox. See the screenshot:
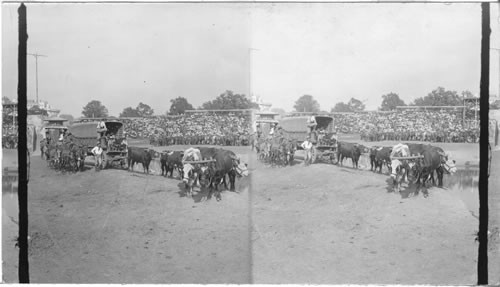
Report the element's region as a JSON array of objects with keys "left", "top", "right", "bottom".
[
  {"left": 411, "top": 146, "right": 457, "bottom": 190},
  {"left": 406, "top": 143, "right": 456, "bottom": 187},
  {"left": 389, "top": 143, "right": 414, "bottom": 193},
  {"left": 369, "top": 147, "right": 378, "bottom": 171},
  {"left": 337, "top": 142, "right": 362, "bottom": 169},
  {"left": 160, "top": 152, "right": 169, "bottom": 176},
  {"left": 74, "top": 144, "right": 87, "bottom": 171},
  {"left": 282, "top": 139, "right": 296, "bottom": 166},
  {"left": 127, "top": 147, "right": 156, "bottom": 174},
  {"left": 160, "top": 150, "right": 184, "bottom": 178},
  {"left": 205, "top": 149, "right": 248, "bottom": 200},
  {"left": 199, "top": 147, "right": 234, "bottom": 192},
  {"left": 374, "top": 146, "right": 392, "bottom": 173}
]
